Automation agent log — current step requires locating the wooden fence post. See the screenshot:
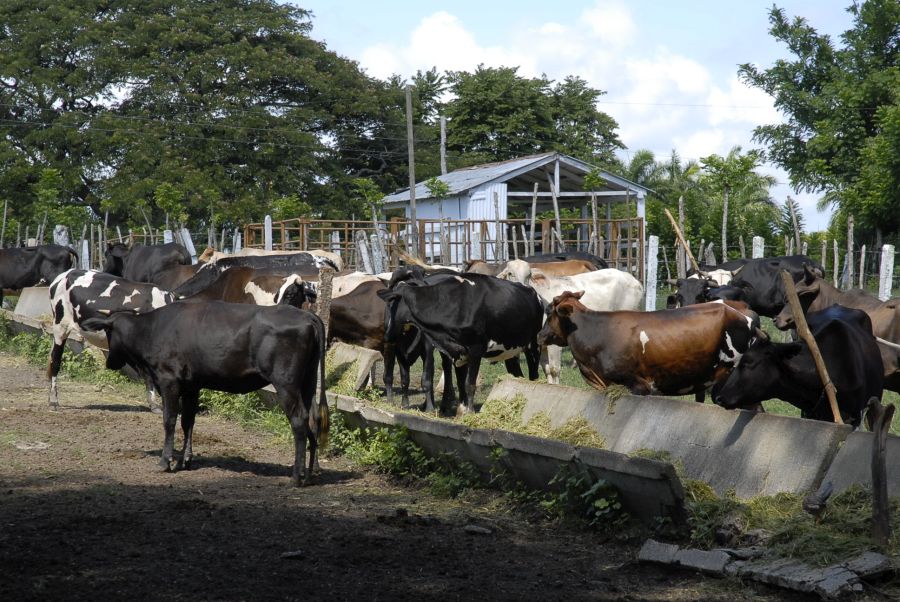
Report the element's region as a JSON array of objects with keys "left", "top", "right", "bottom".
[
  {"left": 847, "top": 215, "right": 855, "bottom": 289},
  {"left": 781, "top": 270, "right": 843, "bottom": 424},
  {"left": 859, "top": 244, "right": 866, "bottom": 289},
  {"left": 867, "top": 397, "right": 895, "bottom": 549},
  {"left": 833, "top": 239, "right": 839, "bottom": 287},
  {"left": 645, "top": 235, "right": 659, "bottom": 312},
  {"left": 878, "top": 244, "right": 894, "bottom": 301}
]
